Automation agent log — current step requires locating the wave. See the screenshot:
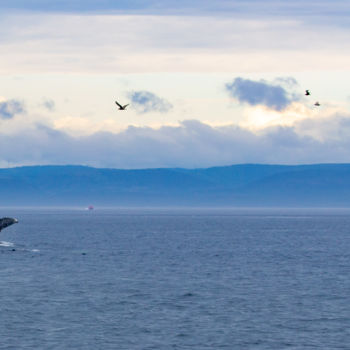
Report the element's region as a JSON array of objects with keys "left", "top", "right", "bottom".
[{"left": 0, "top": 241, "right": 14, "bottom": 247}]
